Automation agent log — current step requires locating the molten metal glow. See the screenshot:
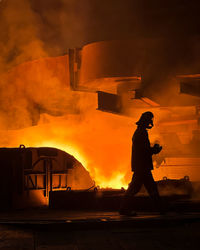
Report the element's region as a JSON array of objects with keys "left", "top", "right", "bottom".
[
  {"left": 37, "top": 141, "right": 89, "bottom": 170},
  {"left": 95, "top": 172, "right": 128, "bottom": 189},
  {"left": 32, "top": 141, "right": 128, "bottom": 188}
]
